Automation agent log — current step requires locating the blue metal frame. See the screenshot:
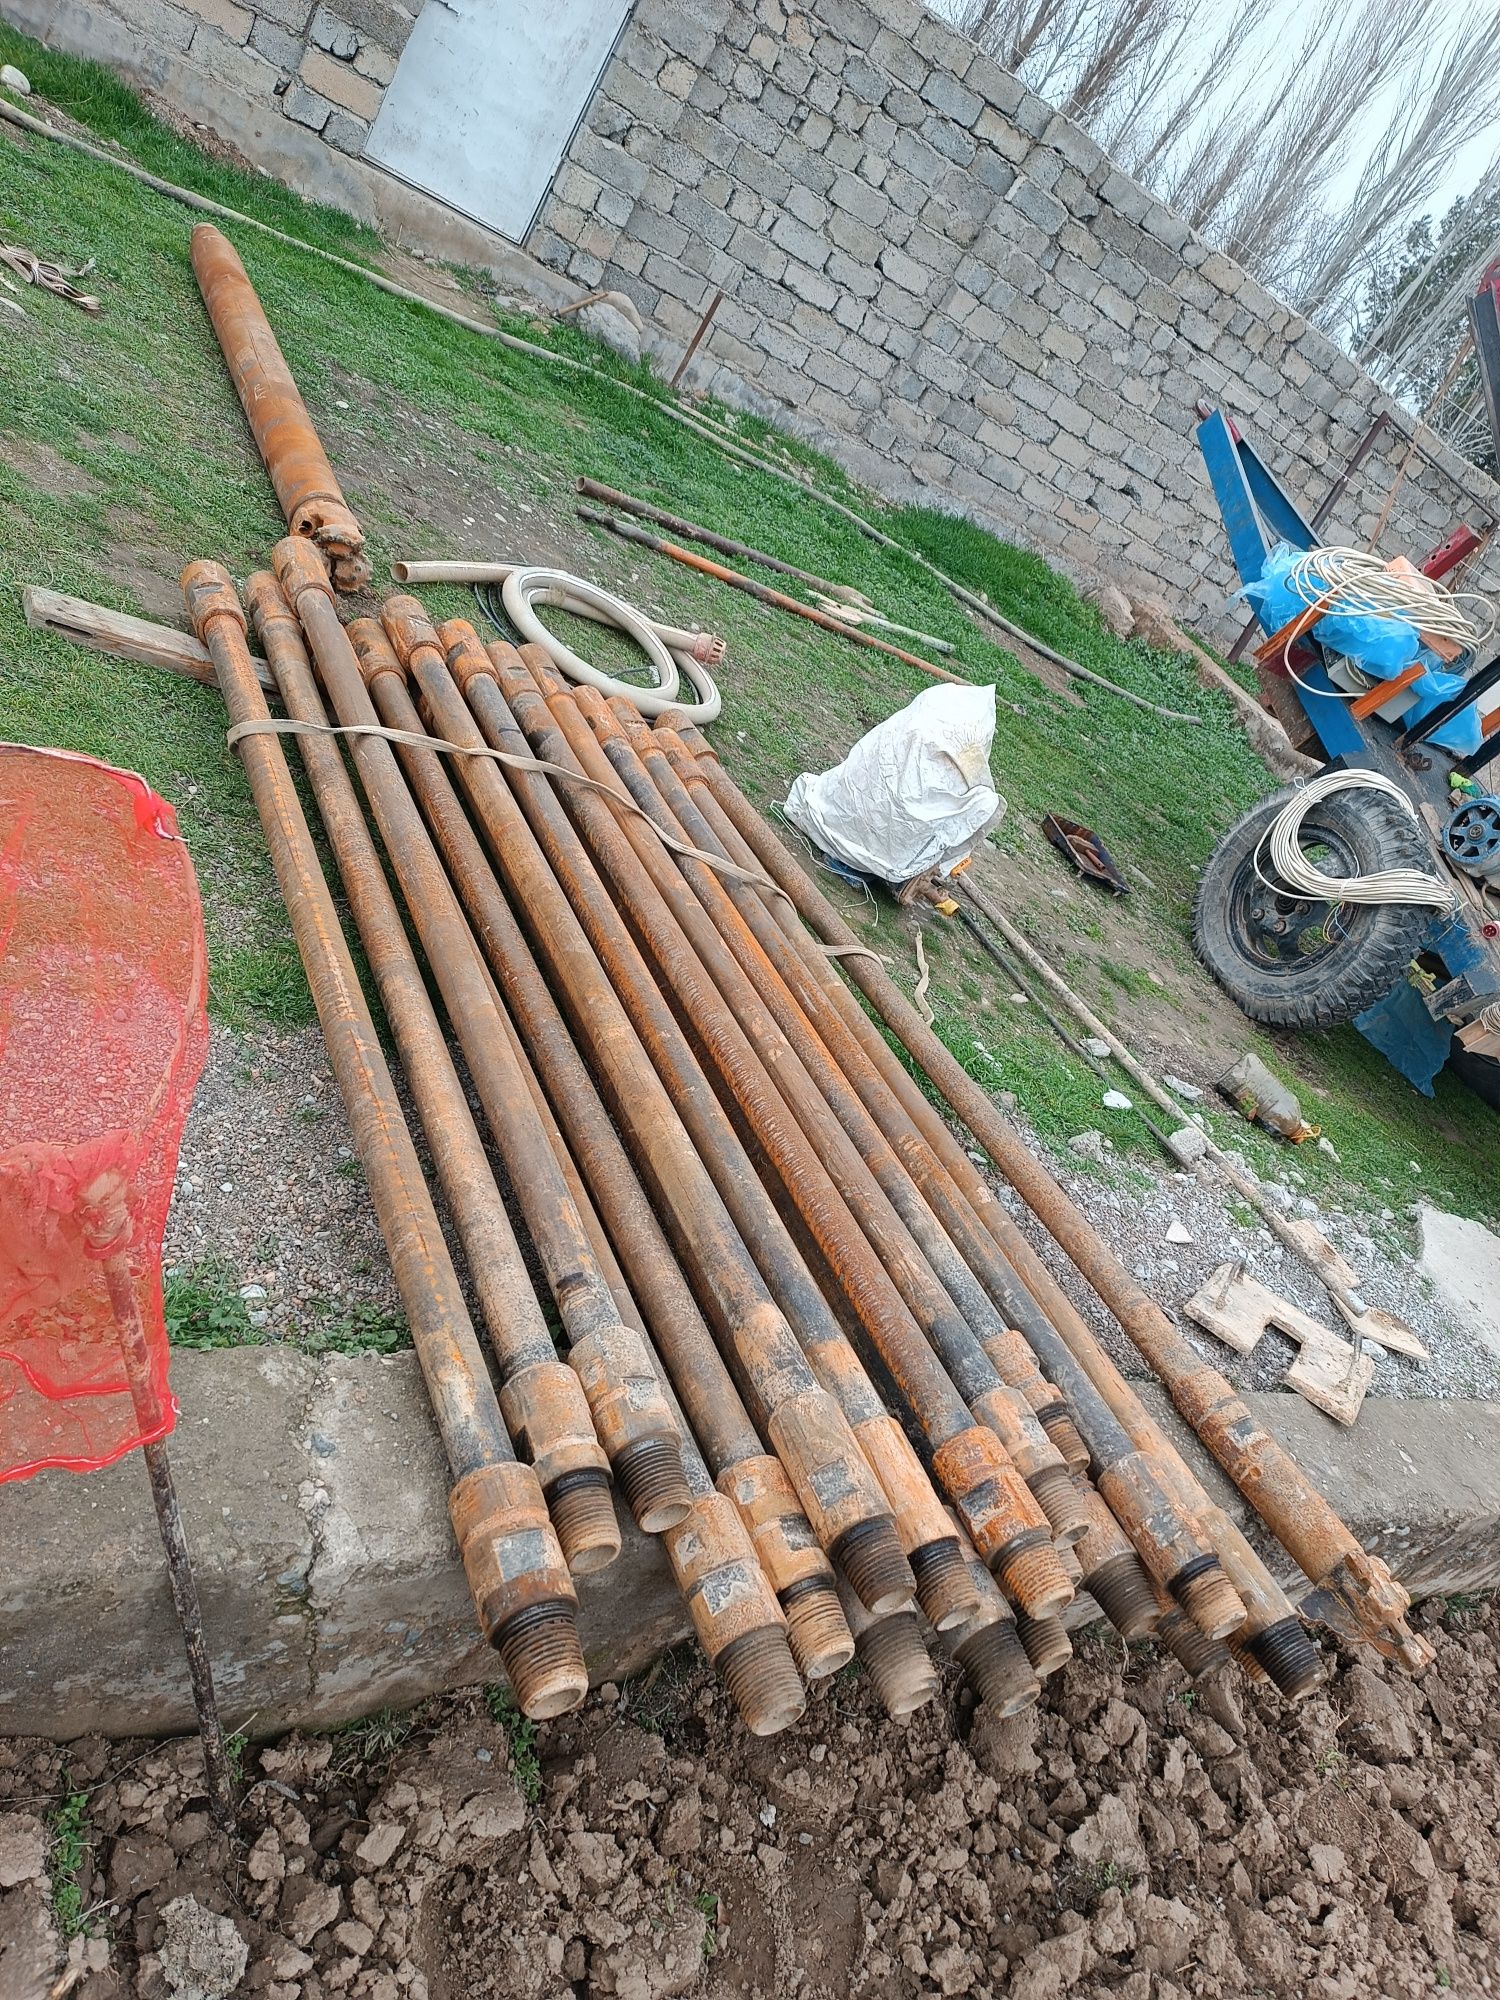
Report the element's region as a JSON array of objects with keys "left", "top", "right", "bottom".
[{"left": 1195, "top": 410, "right": 1499, "bottom": 1093}]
